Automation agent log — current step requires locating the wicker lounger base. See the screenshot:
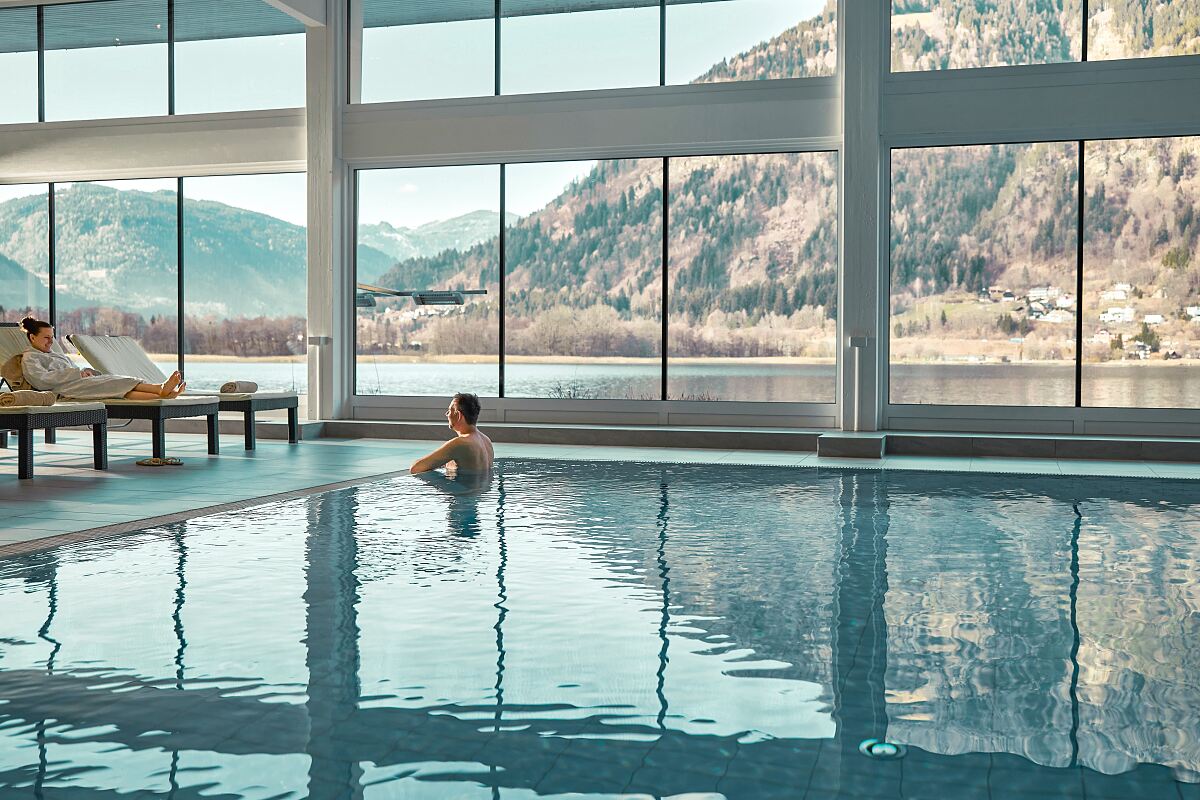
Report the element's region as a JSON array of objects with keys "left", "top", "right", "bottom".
[
  {"left": 218, "top": 395, "right": 299, "bottom": 450},
  {"left": 3, "top": 408, "right": 108, "bottom": 479},
  {"left": 104, "top": 401, "right": 221, "bottom": 460}
]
